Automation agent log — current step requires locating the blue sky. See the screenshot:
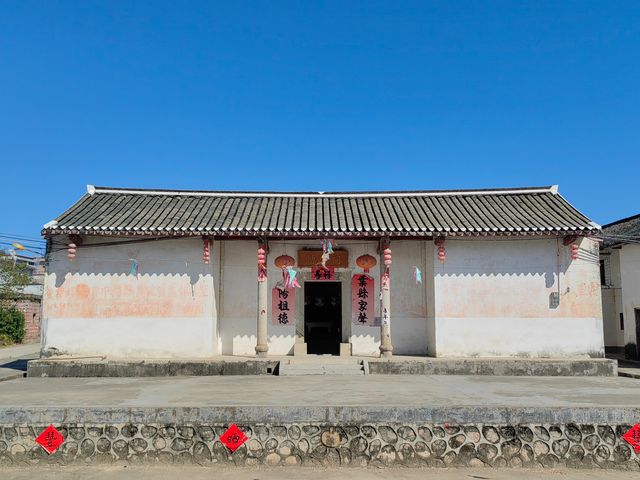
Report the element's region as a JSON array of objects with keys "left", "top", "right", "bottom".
[{"left": 1, "top": 1, "right": 639, "bottom": 250}]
